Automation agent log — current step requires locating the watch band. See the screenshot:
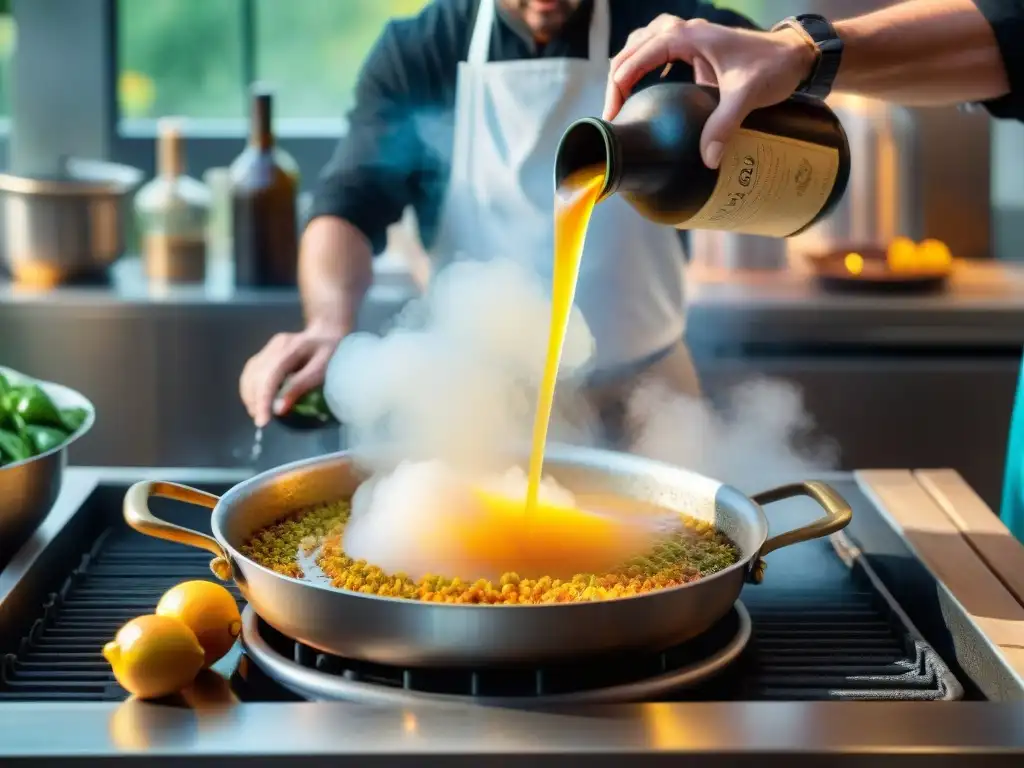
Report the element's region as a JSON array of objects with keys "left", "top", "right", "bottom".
[{"left": 771, "top": 14, "right": 843, "bottom": 99}]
